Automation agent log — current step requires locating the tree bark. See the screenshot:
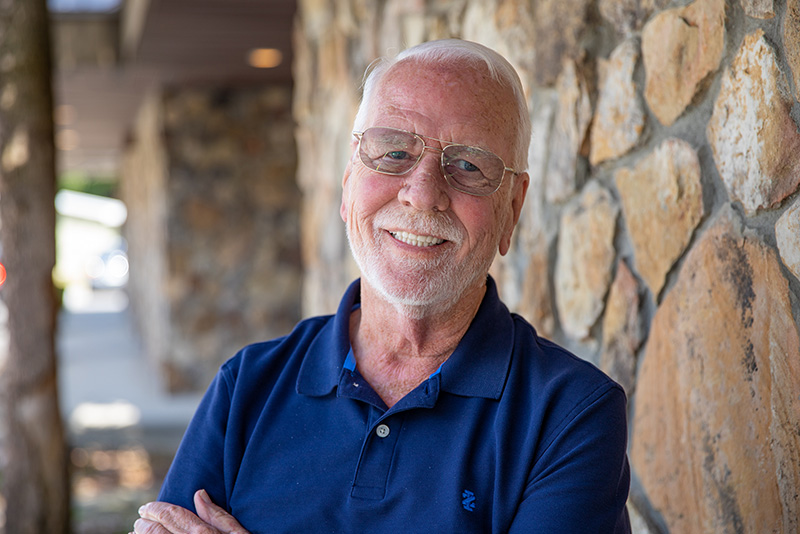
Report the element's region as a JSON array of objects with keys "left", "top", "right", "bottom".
[{"left": 0, "top": 0, "right": 70, "bottom": 532}]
